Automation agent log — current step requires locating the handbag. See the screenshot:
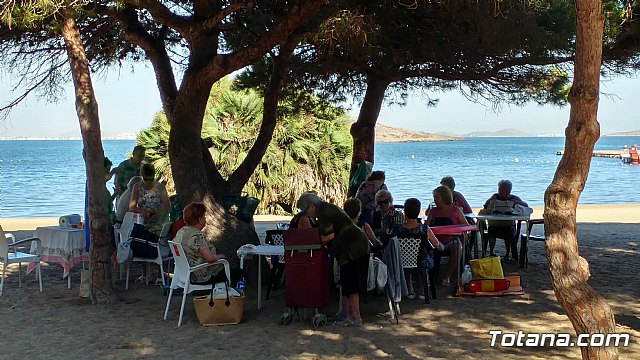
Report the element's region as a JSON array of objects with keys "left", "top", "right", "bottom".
[
  {"left": 469, "top": 256, "right": 504, "bottom": 280},
  {"left": 130, "top": 223, "right": 159, "bottom": 243},
  {"left": 117, "top": 238, "right": 133, "bottom": 263}
]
